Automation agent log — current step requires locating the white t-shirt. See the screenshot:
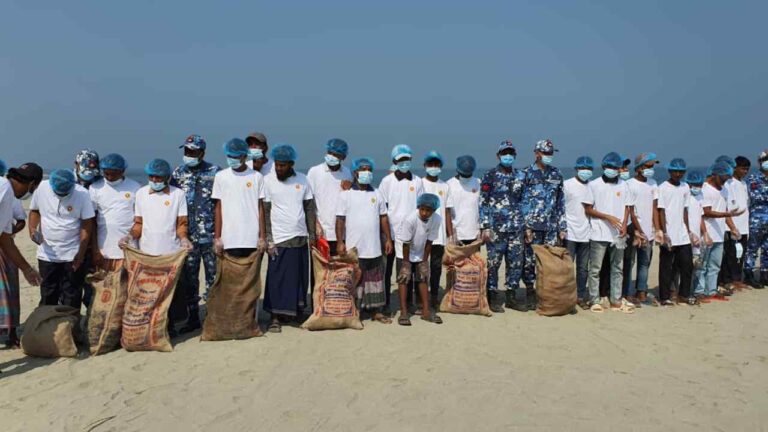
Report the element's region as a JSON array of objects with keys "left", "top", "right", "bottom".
[
  {"left": 688, "top": 195, "right": 704, "bottom": 237},
  {"left": 702, "top": 182, "right": 728, "bottom": 243},
  {"left": 446, "top": 177, "right": 481, "bottom": 241},
  {"left": 396, "top": 211, "right": 441, "bottom": 262},
  {"left": 0, "top": 178, "right": 16, "bottom": 234},
  {"left": 212, "top": 167, "right": 266, "bottom": 249},
  {"left": 307, "top": 163, "right": 353, "bottom": 242},
  {"left": 254, "top": 159, "right": 275, "bottom": 177},
  {"left": 583, "top": 178, "right": 631, "bottom": 242},
  {"left": 378, "top": 173, "right": 424, "bottom": 257},
  {"left": 336, "top": 187, "right": 387, "bottom": 259},
  {"left": 725, "top": 178, "right": 749, "bottom": 234},
  {"left": 626, "top": 178, "right": 658, "bottom": 237},
  {"left": 421, "top": 178, "right": 451, "bottom": 246},
  {"left": 134, "top": 185, "right": 188, "bottom": 256},
  {"left": 264, "top": 172, "right": 313, "bottom": 244},
  {"left": 89, "top": 178, "right": 141, "bottom": 259},
  {"left": 12, "top": 199, "right": 25, "bottom": 222},
  {"left": 30, "top": 181, "right": 96, "bottom": 262},
  {"left": 657, "top": 181, "right": 691, "bottom": 246},
  {"left": 563, "top": 178, "right": 591, "bottom": 242}
]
